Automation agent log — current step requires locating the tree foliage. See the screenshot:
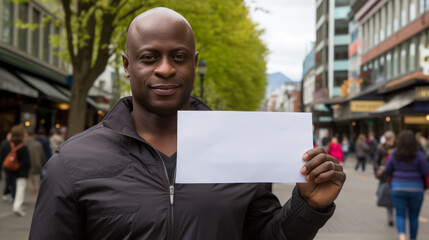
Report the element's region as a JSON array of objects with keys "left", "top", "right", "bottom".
[{"left": 57, "top": 0, "right": 267, "bottom": 136}]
